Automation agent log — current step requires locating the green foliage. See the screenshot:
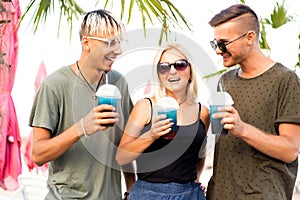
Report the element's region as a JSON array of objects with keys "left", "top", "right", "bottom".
[
  {"left": 203, "top": 69, "right": 228, "bottom": 79},
  {"left": 104, "top": 0, "right": 192, "bottom": 44},
  {"left": 20, "top": 0, "right": 192, "bottom": 44},
  {"left": 264, "top": 2, "right": 291, "bottom": 28},
  {"left": 259, "top": 18, "right": 270, "bottom": 51},
  {"left": 259, "top": 1, "right": 292, "bottom": 50},
  {"left": 20, "top": 0, "right": 84, "bottom": 38}
]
